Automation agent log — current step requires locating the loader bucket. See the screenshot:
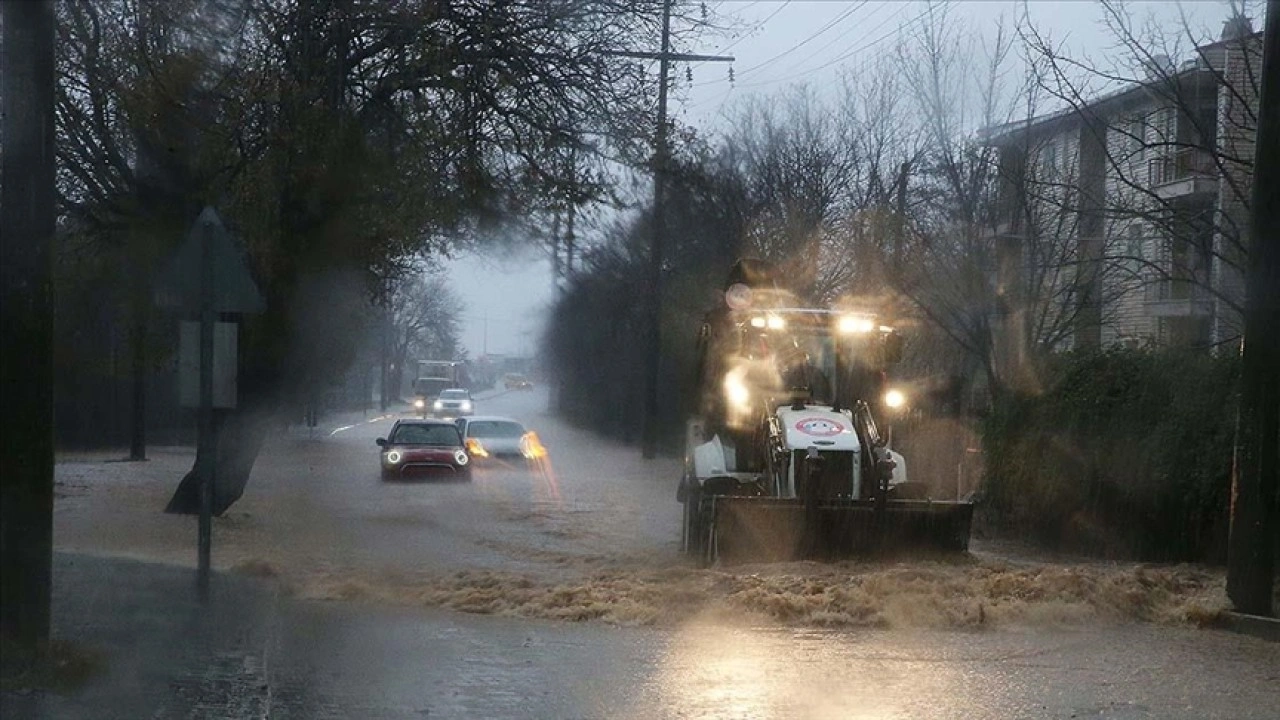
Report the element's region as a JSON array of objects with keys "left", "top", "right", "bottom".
[{"left": 709, "top": 497, "right": 973, "bottom": 564}]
